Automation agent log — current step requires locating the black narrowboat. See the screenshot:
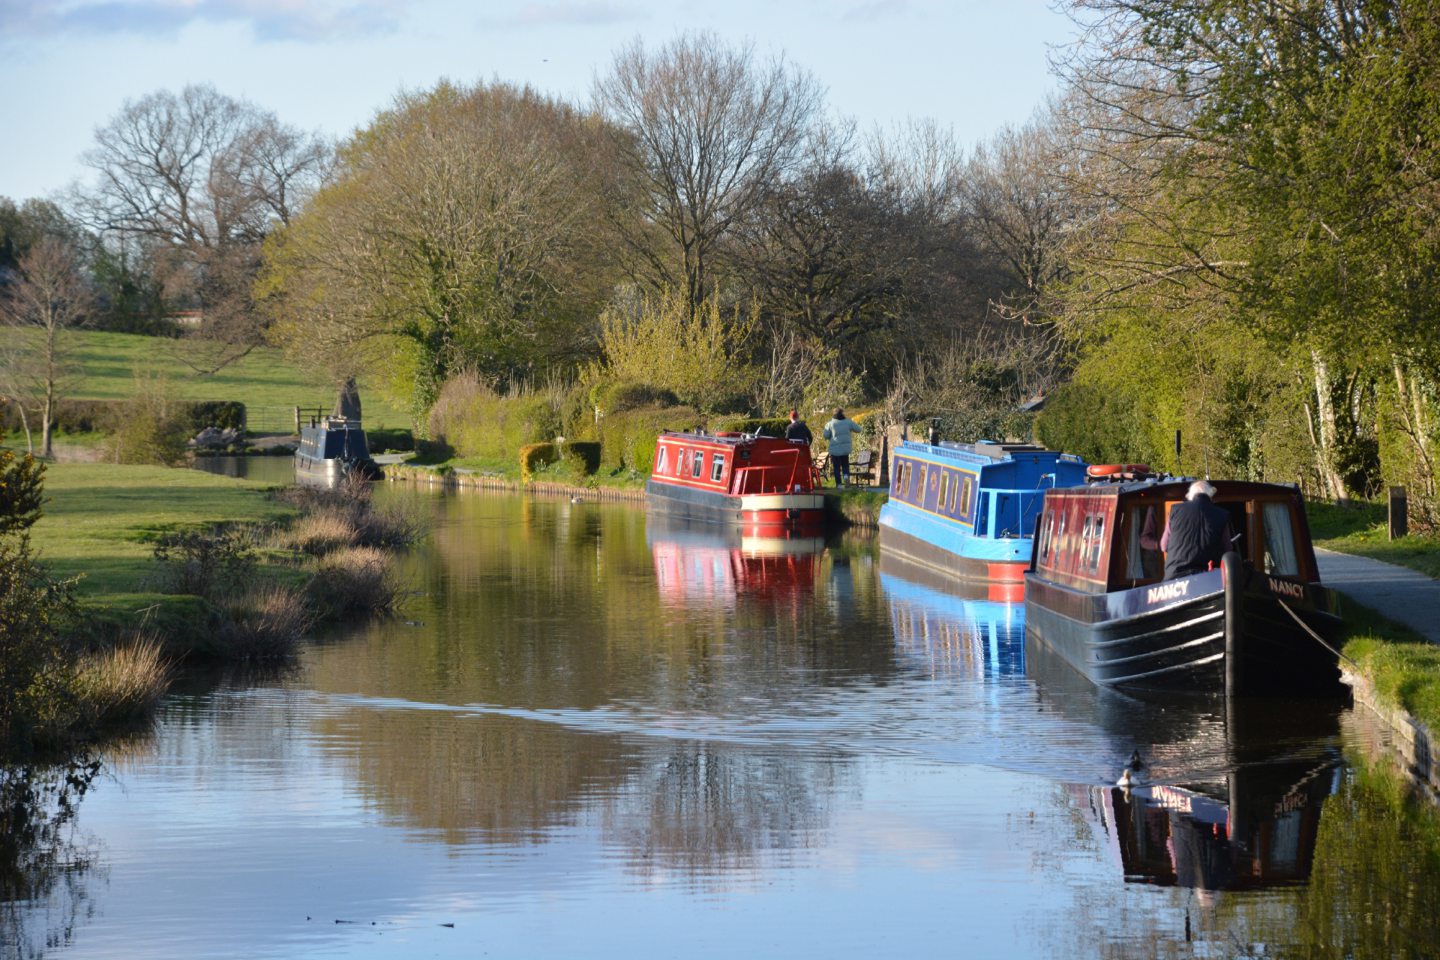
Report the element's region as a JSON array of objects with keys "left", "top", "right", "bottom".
[
  {"left": 294, "top": 379, "right": 382, "bottom": 487},
  {"left": 1024, "top": 476, "right": 1343, "bottom": 695}
]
